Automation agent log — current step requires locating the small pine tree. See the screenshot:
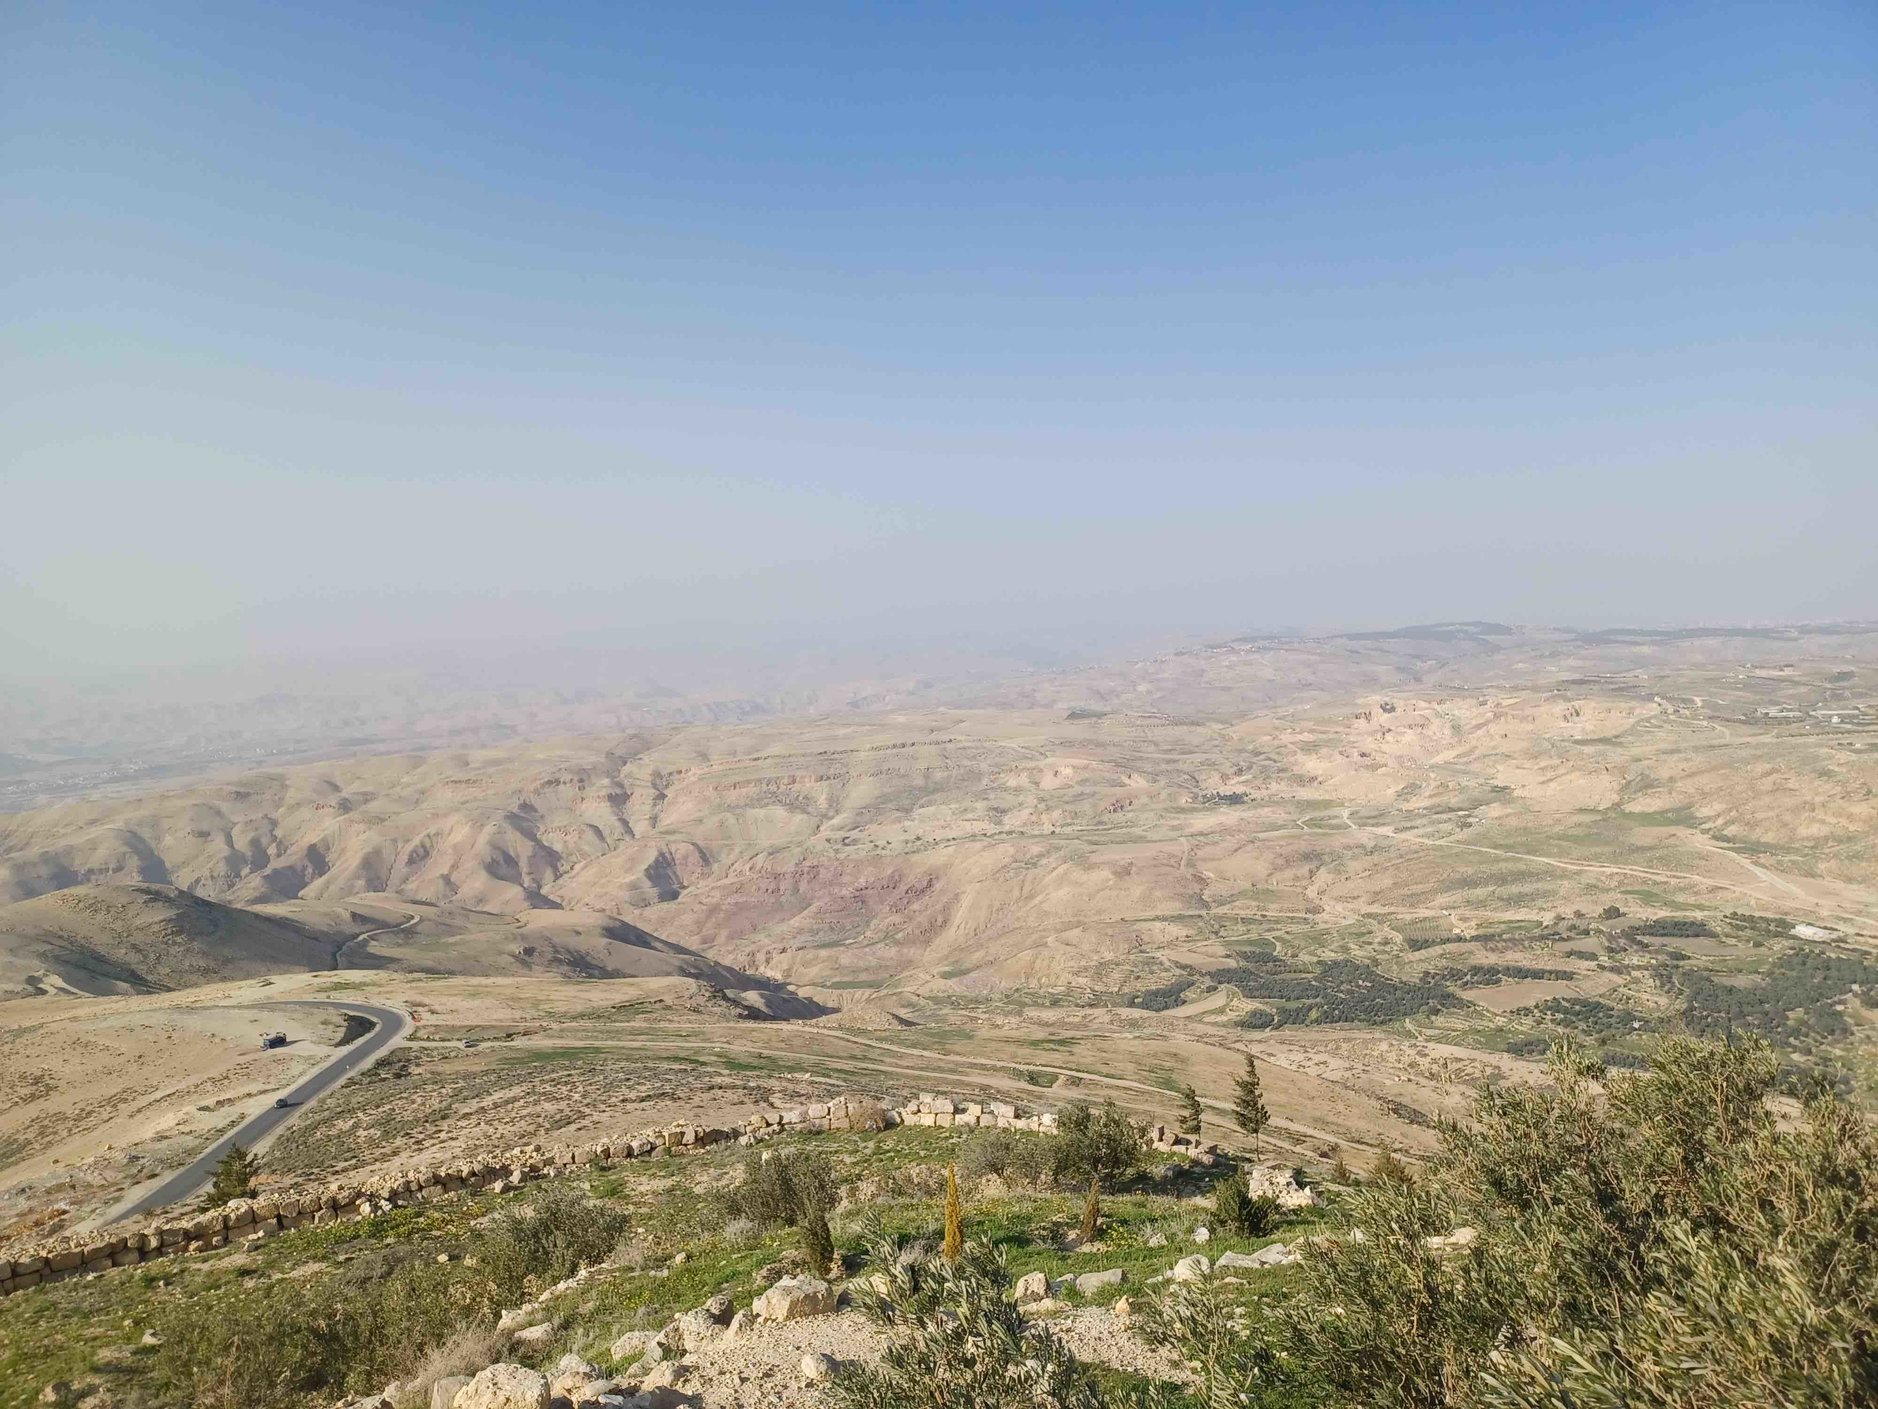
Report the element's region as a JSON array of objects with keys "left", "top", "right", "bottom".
[
  {"left": 1214, "top": 1177, "right": 1279, "bottom": 1238},
  {"left": 1177, "top": 1082, "right": 1203, "bottom": 1138},
  {"left": 210, "top": 1143, "right": 258, "bottom": 1203},
  {"left": 942, "top": 1162, "right": 964, "bottom": 1262},
  {"left": 1078, "top": 1172, "right": 1101, "bottom": 1244},
  {"left": 1233, "top": 1053, "right": 1270, "bottom": 1157}
]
